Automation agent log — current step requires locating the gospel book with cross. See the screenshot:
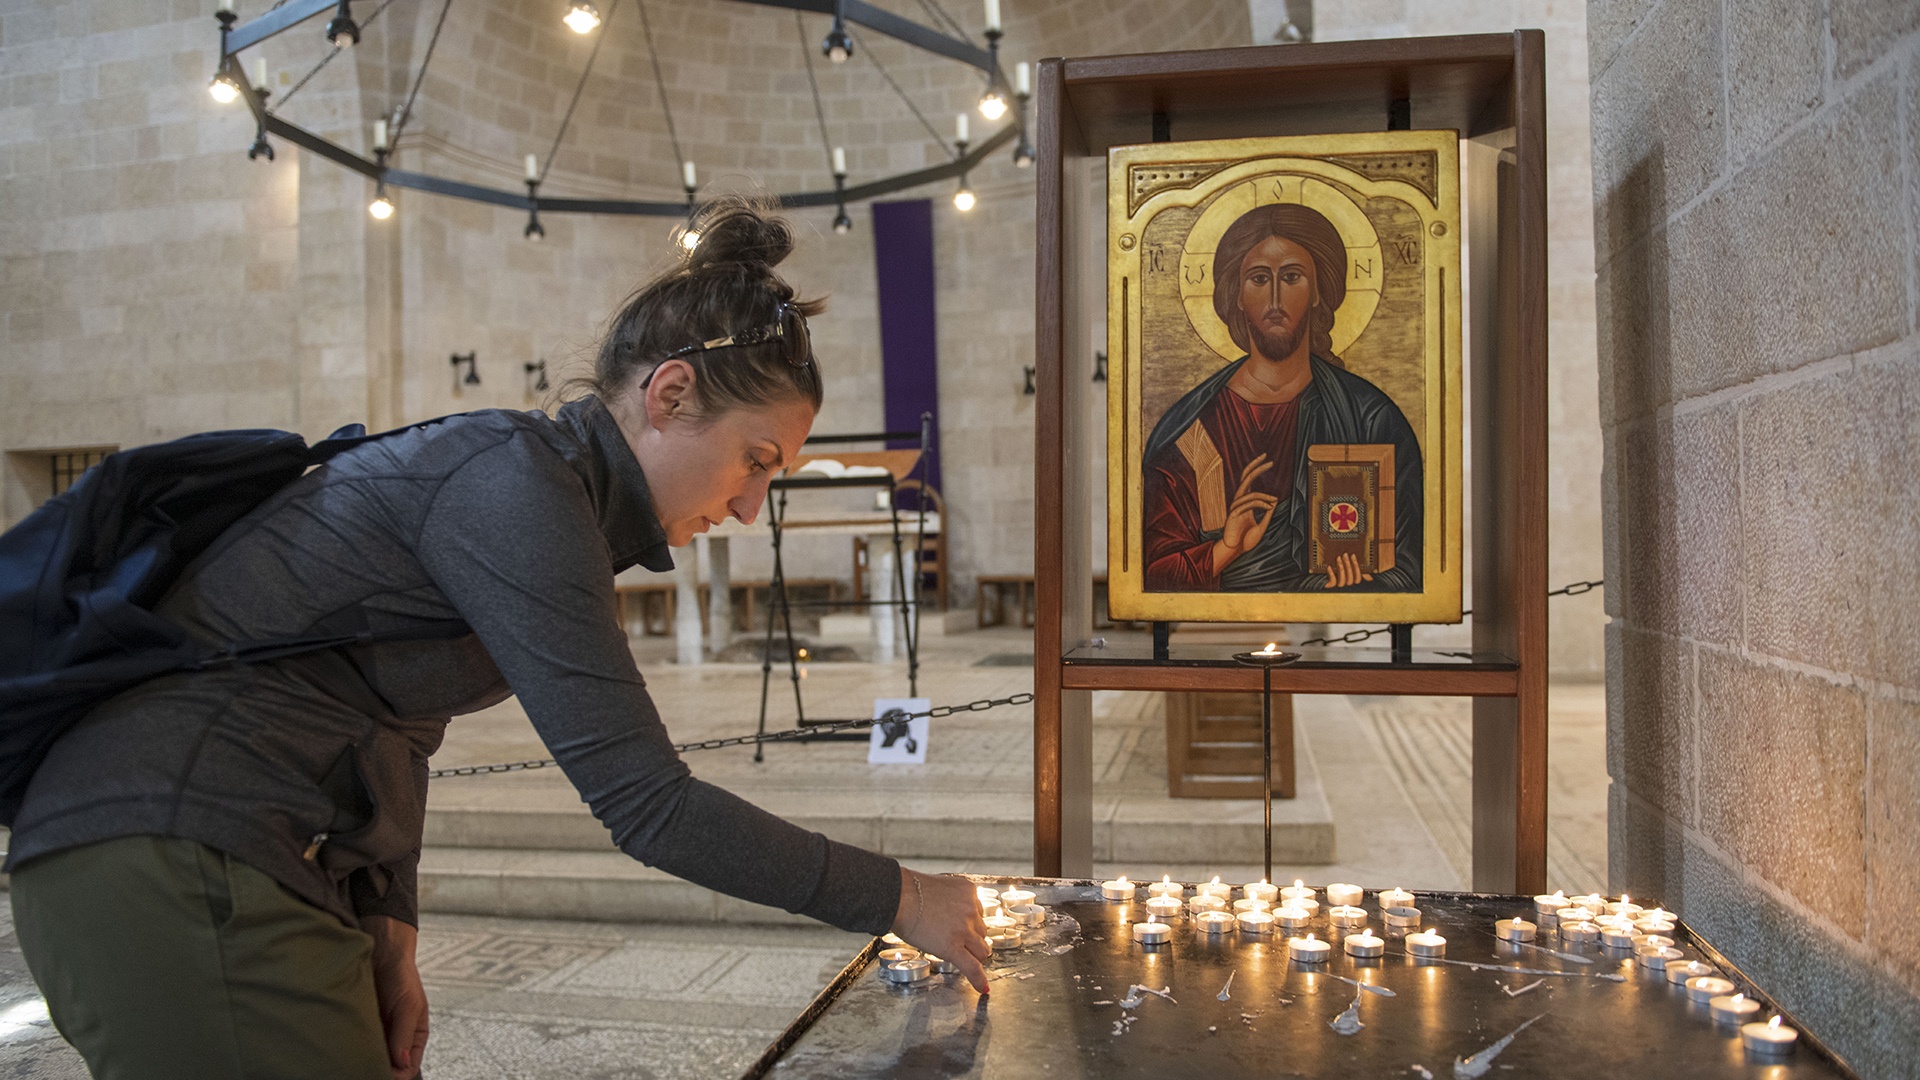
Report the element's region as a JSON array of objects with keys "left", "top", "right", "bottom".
[{"left": 1306, "top": 443, "right": 1397, "bottom": 577}]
